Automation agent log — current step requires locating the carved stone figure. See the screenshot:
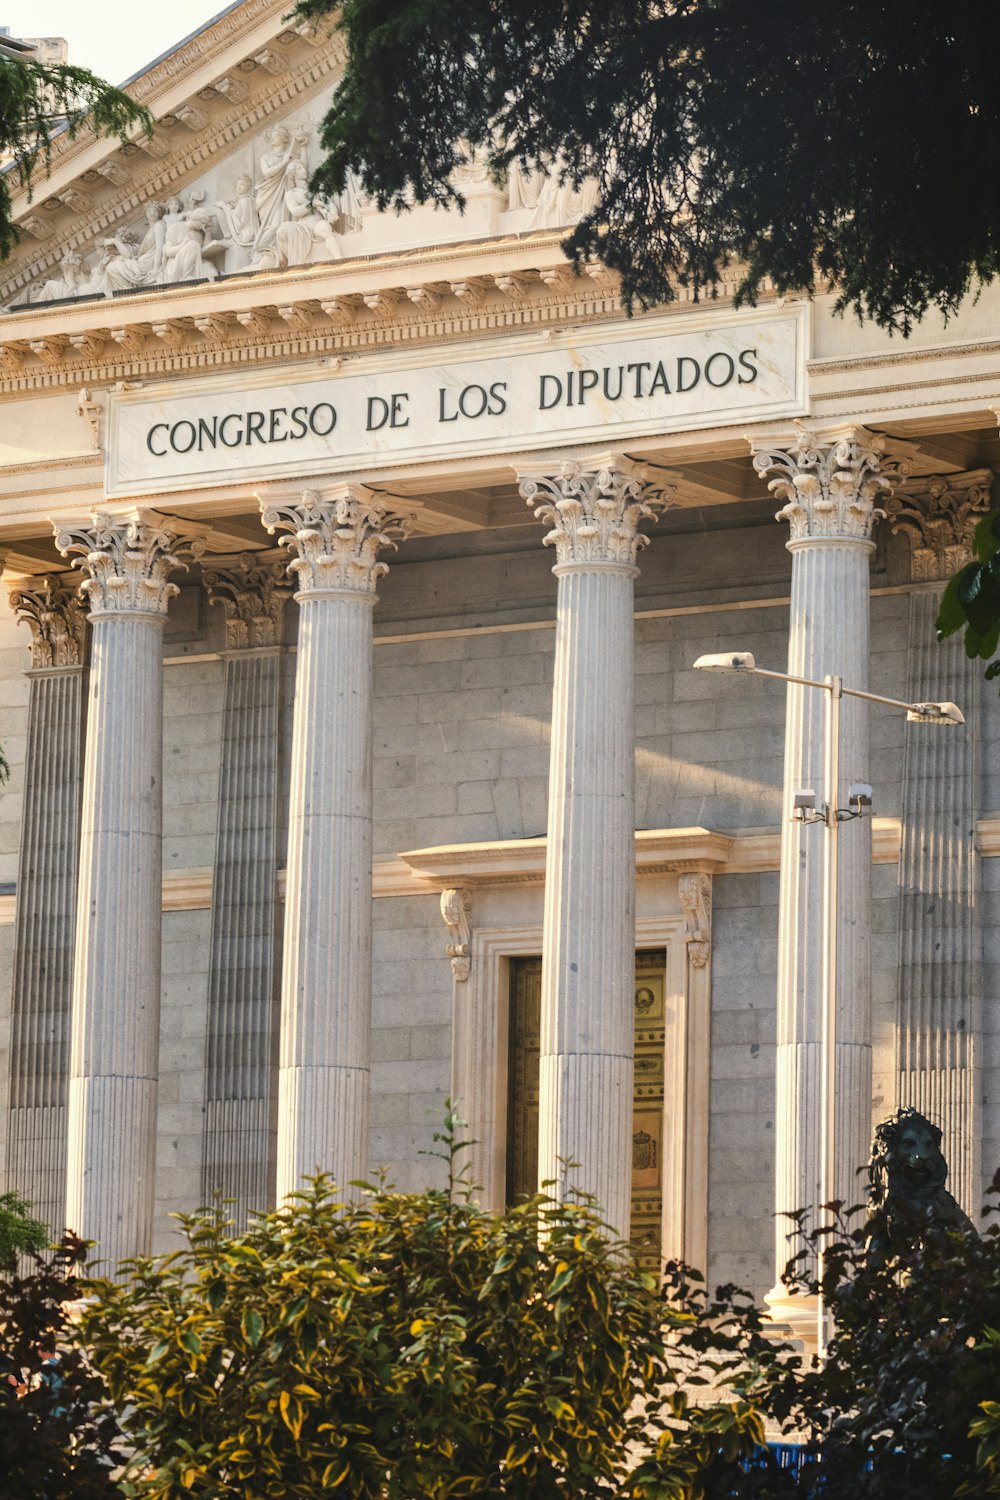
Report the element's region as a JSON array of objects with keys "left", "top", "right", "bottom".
[
  {"left": 162, "top": 207, "right": 227, "bottom": 284},
  {"left": 33, "top": 248, "right": 88, "bottom": 302},
  {"left": 101, "top": 202, "right": 168, "bottom": 292},
  {"left": 866, "top": 1106, "right": 978, "bottom": 1267},
  {"left": 273, "top": 160, "right": 341, "bottom": 268},
  {"left": 254, "top": 122, "right": 311, "bottom": 247},
  {"left": 214, "top": 174, "right": 258, "bottom": 265}
]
